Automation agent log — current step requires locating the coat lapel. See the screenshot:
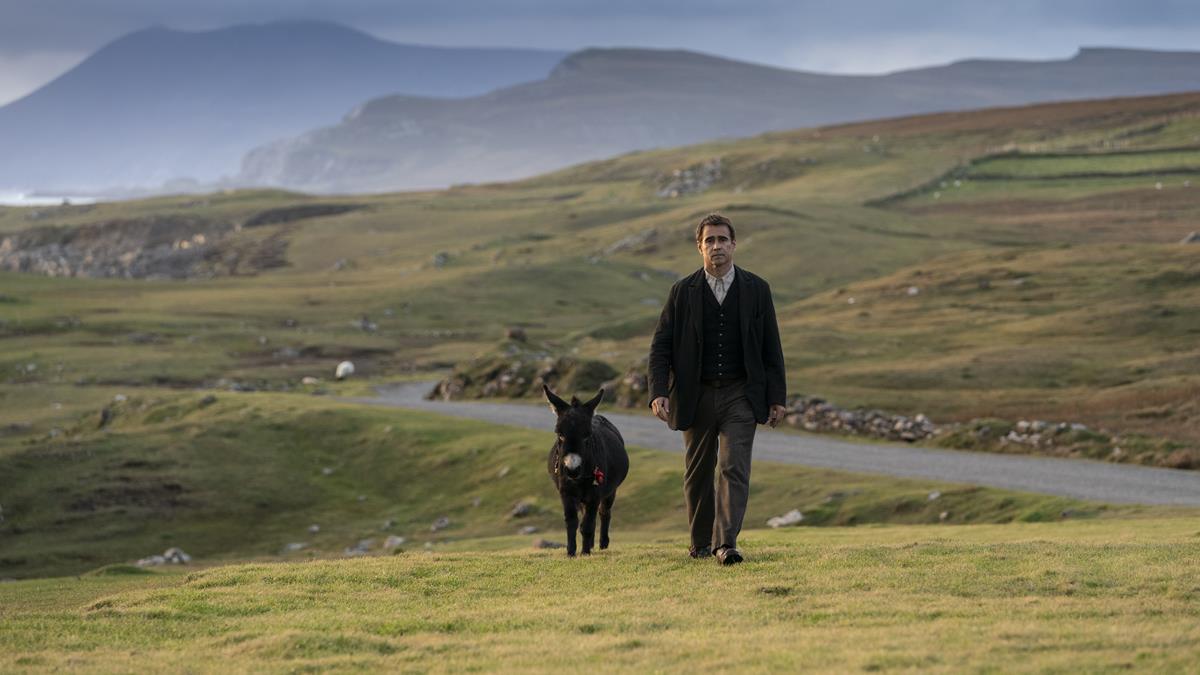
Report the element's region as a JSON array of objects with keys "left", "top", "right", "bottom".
[
  {"left": 737, "top": 266, "right": 752, "bottom": 344},
  {"left": 688, "top": 269, "right": 705, "bottom": 340}
]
